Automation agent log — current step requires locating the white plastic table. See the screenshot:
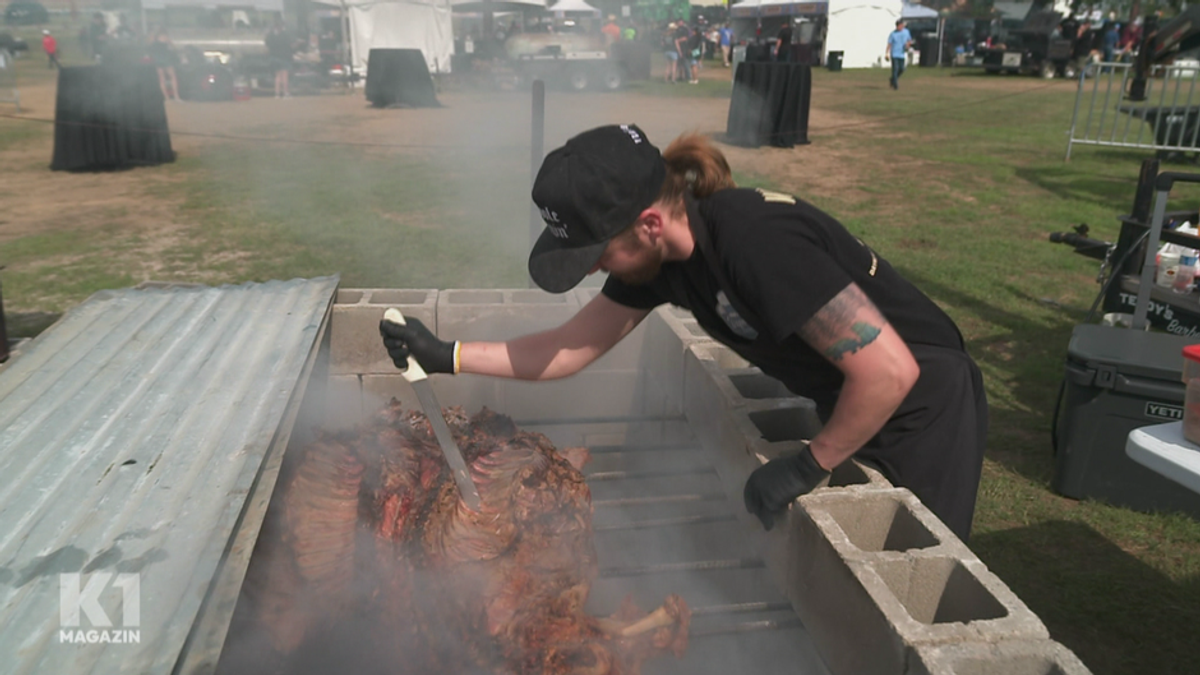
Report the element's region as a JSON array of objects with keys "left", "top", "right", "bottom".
[{"left": 1126, "top": 421, "right": 1200, "bottom": 494}]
